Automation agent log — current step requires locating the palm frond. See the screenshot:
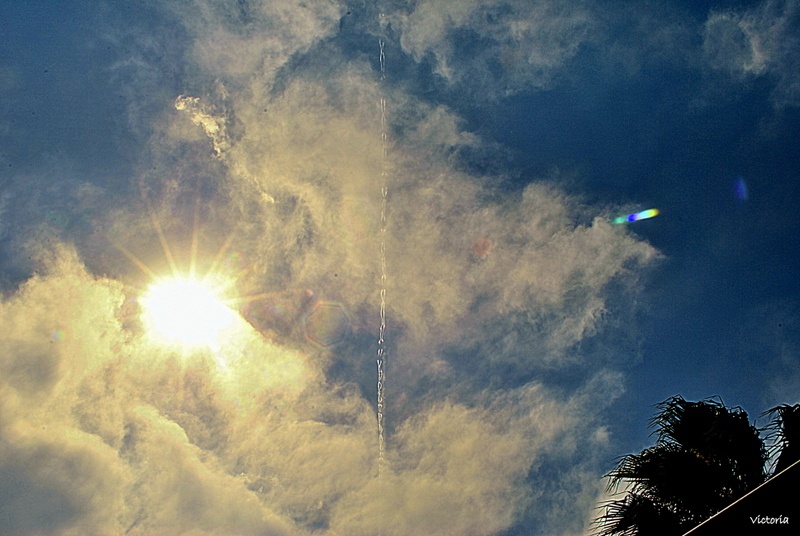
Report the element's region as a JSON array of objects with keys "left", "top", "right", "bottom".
[
  {"left": 596, "top": 396, "right": 769, "bottom": 535},
  {"left": 593, "top": 494, "right": 683, "bottom": 536},
  {"left": 762, "top": 403, "right": 800, "bottom": 474}
]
